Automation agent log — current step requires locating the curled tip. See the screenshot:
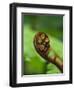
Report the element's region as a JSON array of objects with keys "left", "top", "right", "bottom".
[{"left": 33, "top": 32, "right": 50, "bottom": 56}]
